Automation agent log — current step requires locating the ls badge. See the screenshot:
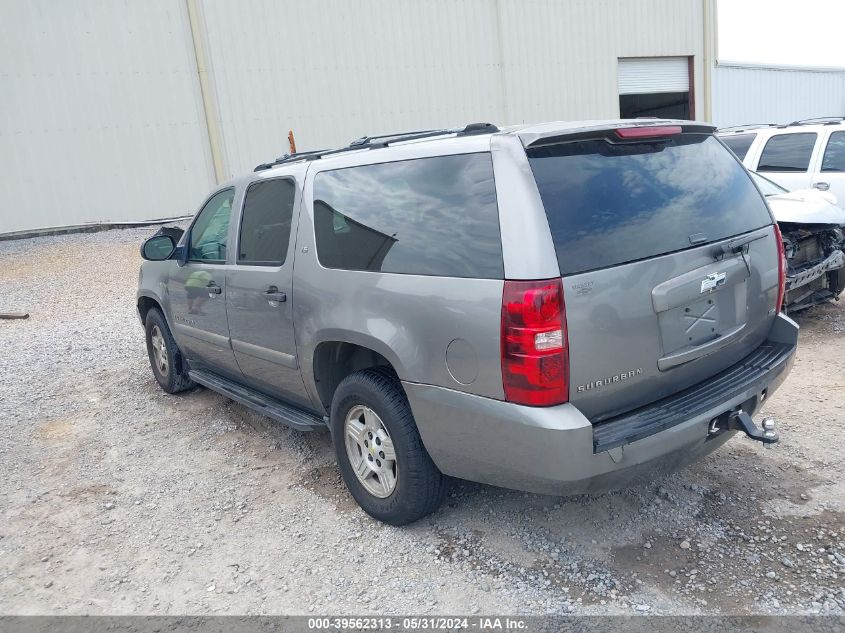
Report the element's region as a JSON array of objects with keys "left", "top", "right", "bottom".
[{"left": 700, "top": 271, "right": 727, "bottom": 294}]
